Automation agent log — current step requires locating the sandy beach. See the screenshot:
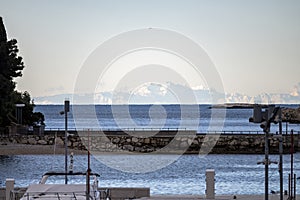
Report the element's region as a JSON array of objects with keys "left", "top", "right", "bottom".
[{"left": 0, "top": 143, "right": 87, "bottom": 155}]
